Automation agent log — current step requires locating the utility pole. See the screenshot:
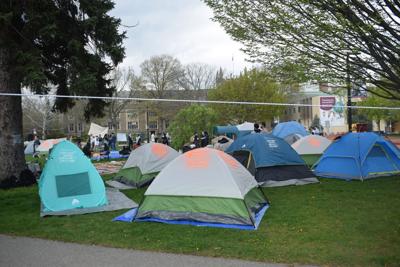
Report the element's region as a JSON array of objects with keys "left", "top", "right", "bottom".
[
  {"left": 346, "top": 53, "right": 352, "bottom": 132},
  {"left": 146, "top": 105, "right": 149, "bottom": 143}
]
